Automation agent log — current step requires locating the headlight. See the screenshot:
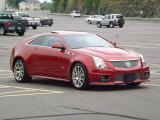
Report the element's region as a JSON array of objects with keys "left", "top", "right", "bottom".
[
  {"left": 93, "top": 57, "right": 107, "bottom": 69},
  {"left": 139, "top": 54, "right": 147, "bottom": 66}
]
